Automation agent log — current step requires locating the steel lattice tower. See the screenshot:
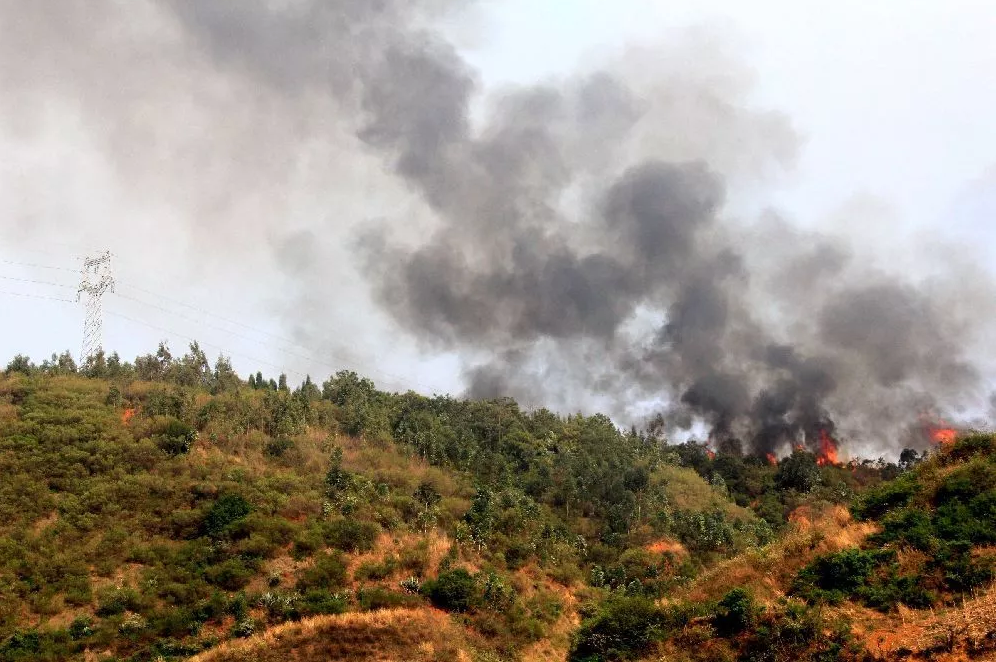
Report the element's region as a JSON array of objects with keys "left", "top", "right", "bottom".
[{"left": 77, "top": 251, "right": 115, "bottom": 362}]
